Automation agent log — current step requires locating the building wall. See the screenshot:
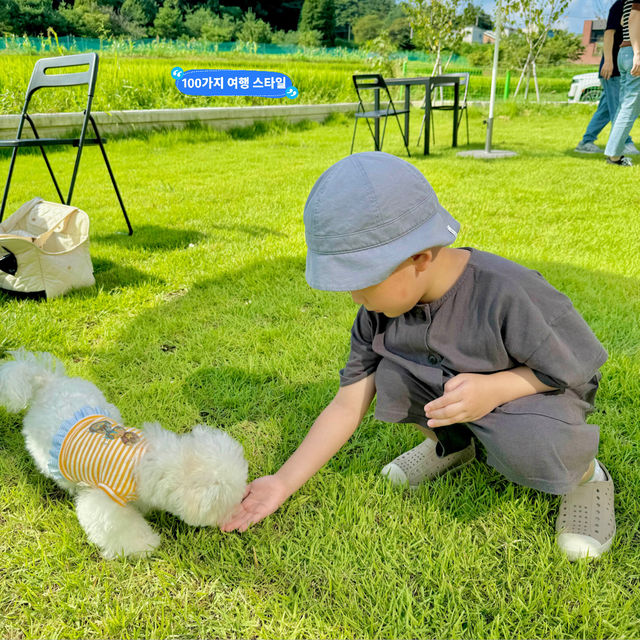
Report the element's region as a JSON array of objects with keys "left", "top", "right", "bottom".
[{"left": 579, "top": 19, "right": 603, "bottom": 64}]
